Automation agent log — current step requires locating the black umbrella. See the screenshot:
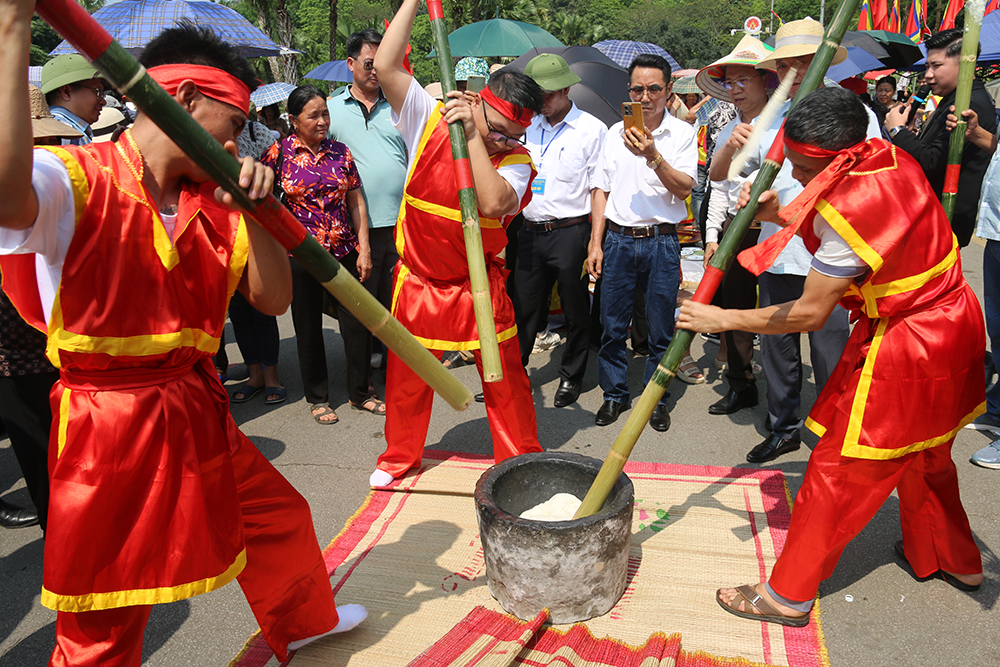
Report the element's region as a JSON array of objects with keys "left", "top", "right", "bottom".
[{"left": 503, "top": 46, "right": 629, "bottom": 127}]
